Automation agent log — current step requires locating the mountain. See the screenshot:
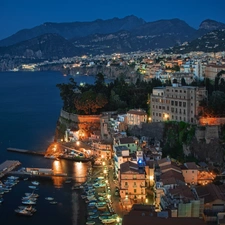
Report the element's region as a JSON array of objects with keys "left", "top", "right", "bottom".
[
  {"left": 199, "top": 19, "right": 225, "bottom": 32},
  {"left": 0, "top": 15, "right": 145, "bottom": 47},
  {"left": 165, "top": 29, "right": 225, "bottom": 54},
  {"left": 71, "top": 19, "right": 197, "bottom": 54},
  {"left": 0, "top": 33, "right": 82, "bottom": 59}
]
